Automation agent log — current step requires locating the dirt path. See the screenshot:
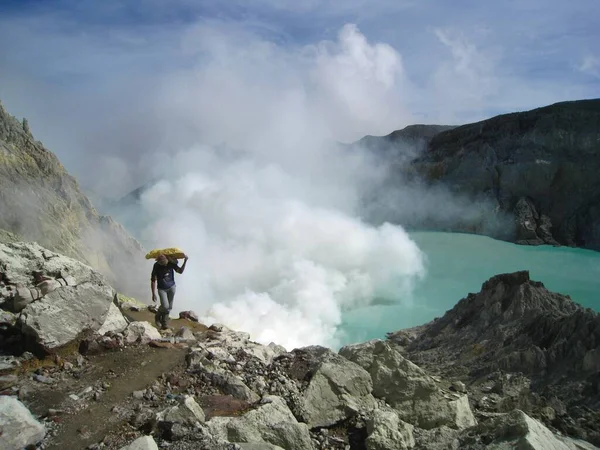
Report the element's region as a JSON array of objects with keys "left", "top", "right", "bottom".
[
  {"left": 122, "top": 310, "right": 208, "bottom": 333},
  {"left": 34, "top": 345, "right": 186, "bottom": 450},
  {"left": 10, "top": 310, "right": 208, "bottom": 450}
]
